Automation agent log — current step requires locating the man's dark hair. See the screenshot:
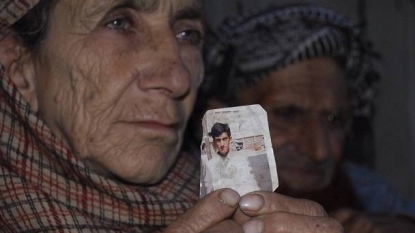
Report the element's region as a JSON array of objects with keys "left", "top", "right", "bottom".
[
  {"left": 209, "top": 123, "right": 231, "bottom": 138},
  {"left": 12, "top": 0, "right": 58, "bottom": 53}
]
